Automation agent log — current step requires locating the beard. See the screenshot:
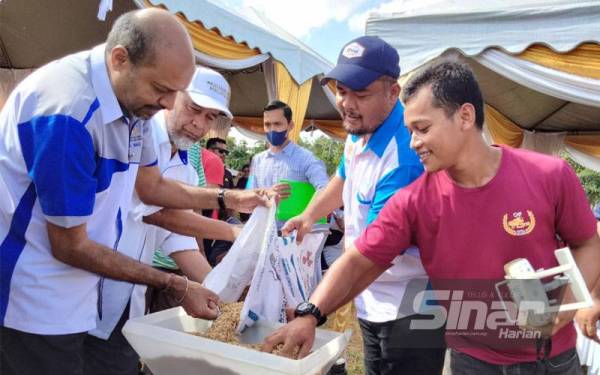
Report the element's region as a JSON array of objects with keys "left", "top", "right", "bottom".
[
  {"left": 169, "top": 131, "right": 196, "bottom": 150},
  {"left": 343, "top": 119, "right": 379, "bottom": 136}
]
